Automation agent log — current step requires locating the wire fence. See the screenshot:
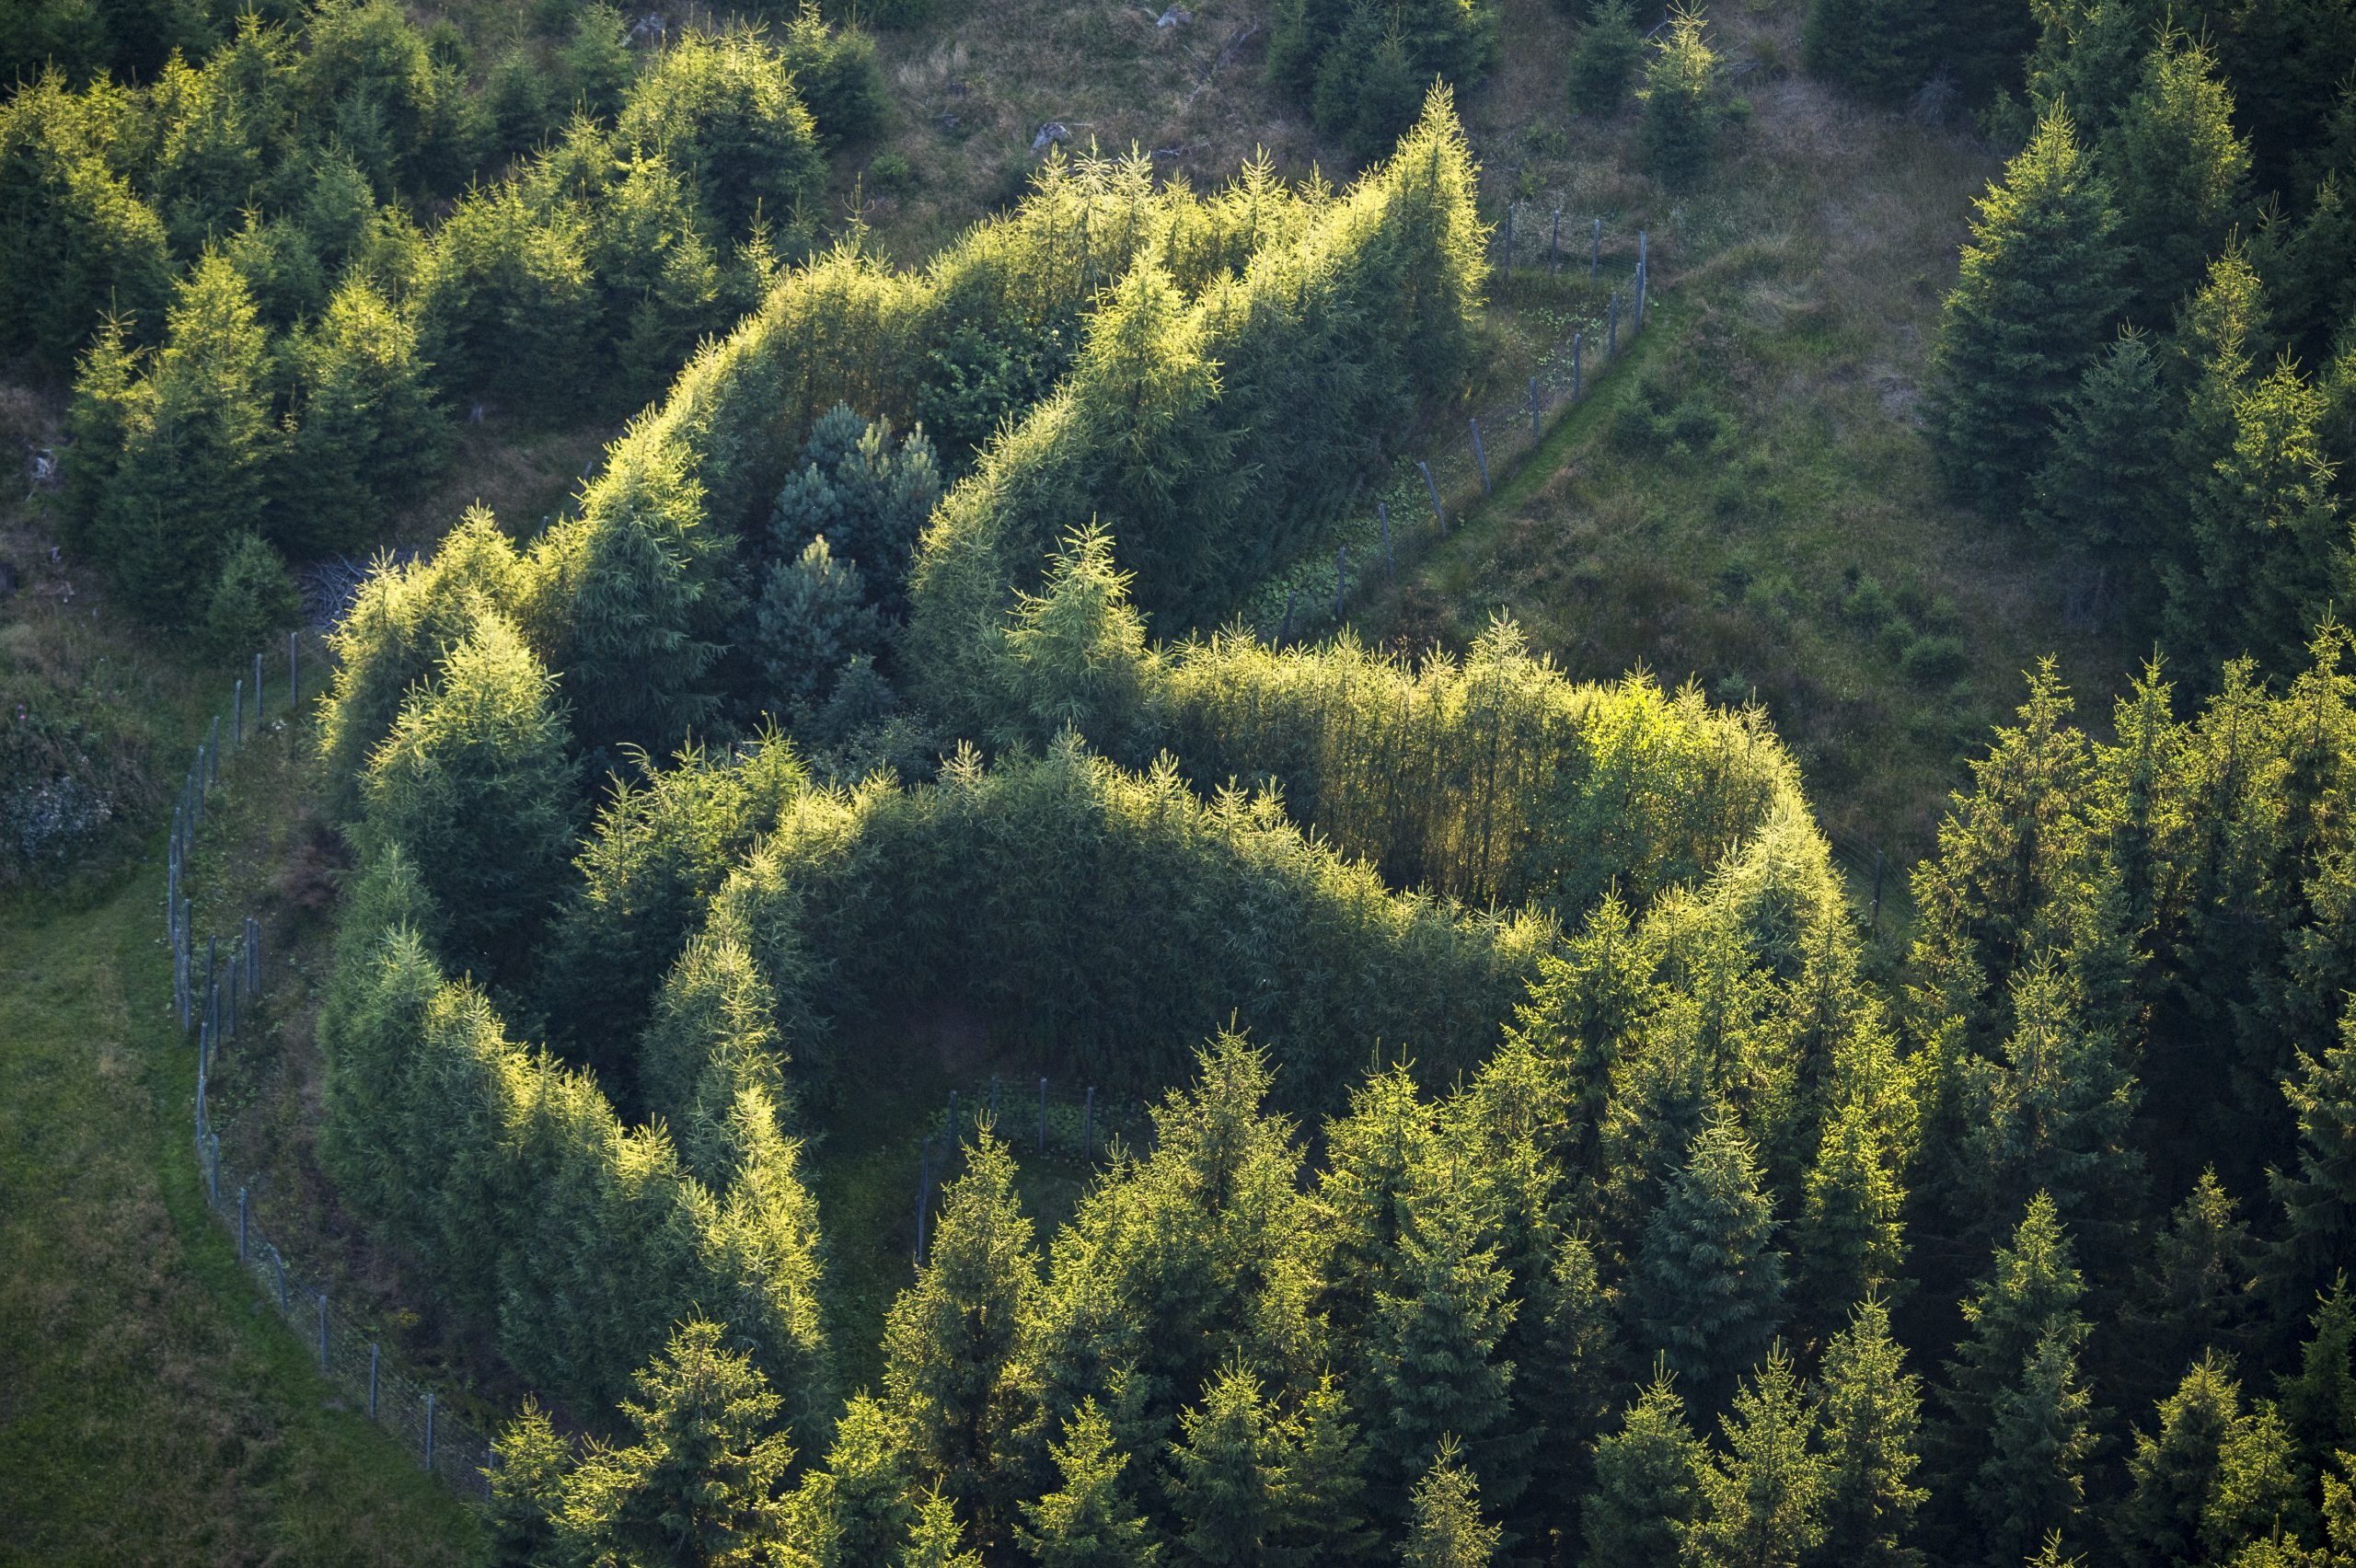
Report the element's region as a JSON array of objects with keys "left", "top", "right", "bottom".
[
  {"left": 911, "top": 1076, "right": 1156, "bottom": 1264},
  {"left": 1246, "top": 221, "right": 1657, "bottom": 641},
  {"left": 168, "top": 634, "right": 497, "bottom": 1505}
]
